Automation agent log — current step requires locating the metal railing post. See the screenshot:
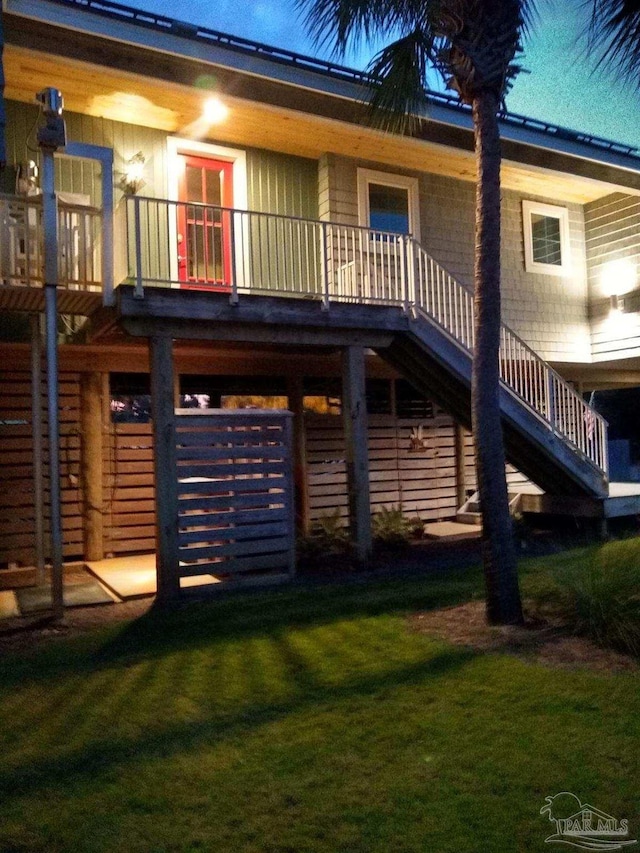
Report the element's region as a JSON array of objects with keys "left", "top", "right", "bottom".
[
  {"left": 400, "top": 235, "right": 409, "bottom": 313},
  {"left": 229, "top": 210, "right": 239, "bottom": 305},
  {"left": 133, "top": 196, "right": 144, "bottom": 299},
  {"left": 321, "top": 221, "right": 330, "bottom": 311},
  {"left": 546, "top": 370, "right": 557, "bottom": 432}
]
